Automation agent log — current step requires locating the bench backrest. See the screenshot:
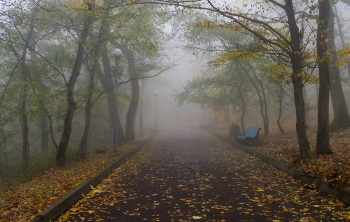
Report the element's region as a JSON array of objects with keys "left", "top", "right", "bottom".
[
  {"left": 245, "top": 127, "right": 261, "bottom": 138},
  {"left": 204, "top": 121, "right": 213, "bottom": 127}
]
